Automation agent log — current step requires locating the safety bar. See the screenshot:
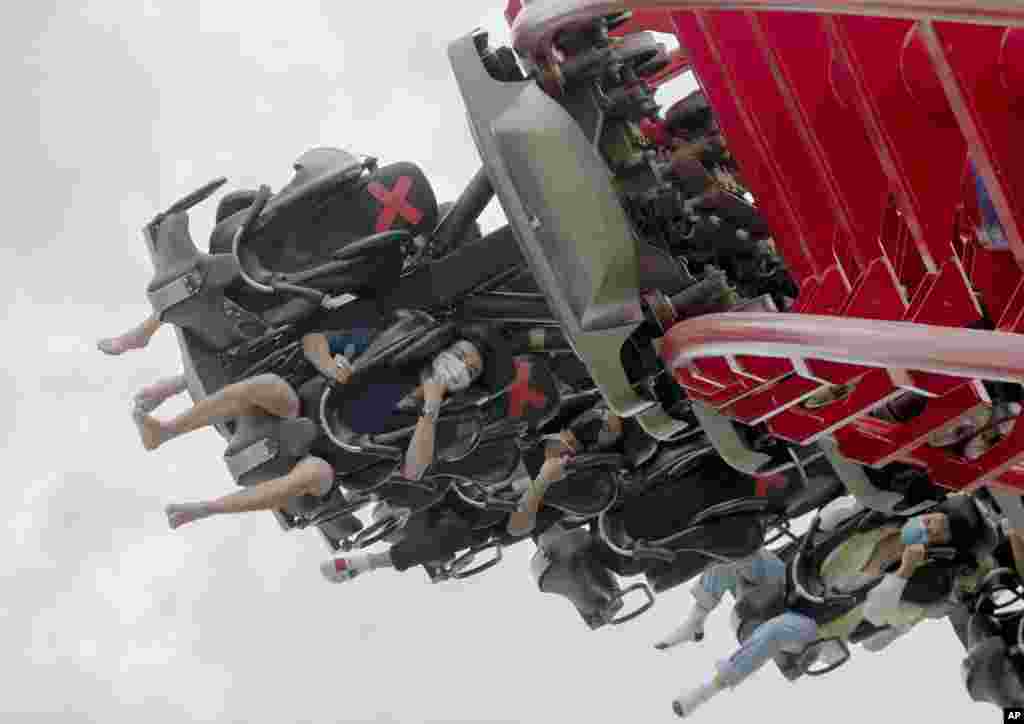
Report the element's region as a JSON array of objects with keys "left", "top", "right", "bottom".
[{"left": 661, "top": 313, "right": 1024, "bottom": 385}]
